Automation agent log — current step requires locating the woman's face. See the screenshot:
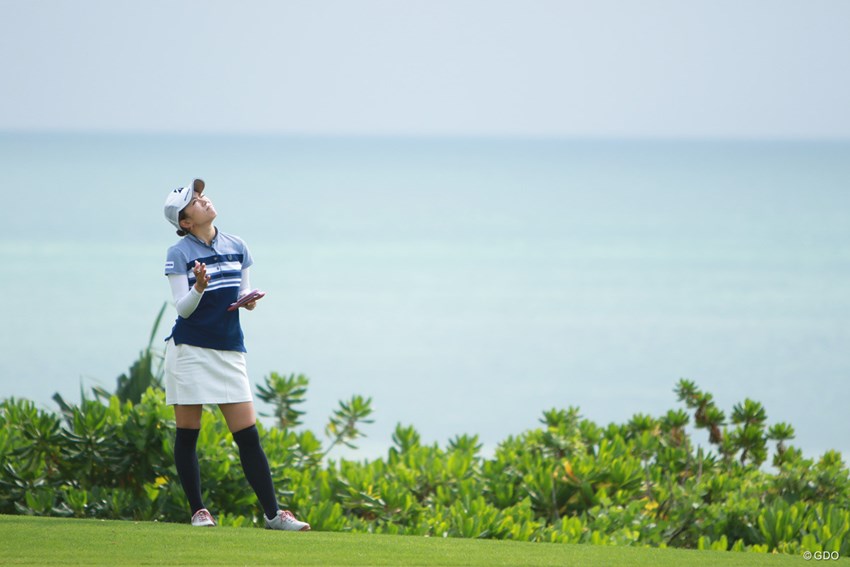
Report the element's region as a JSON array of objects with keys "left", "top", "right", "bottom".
[{"left": 180, "top": 191, "right": 217, "bottom": 228}]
